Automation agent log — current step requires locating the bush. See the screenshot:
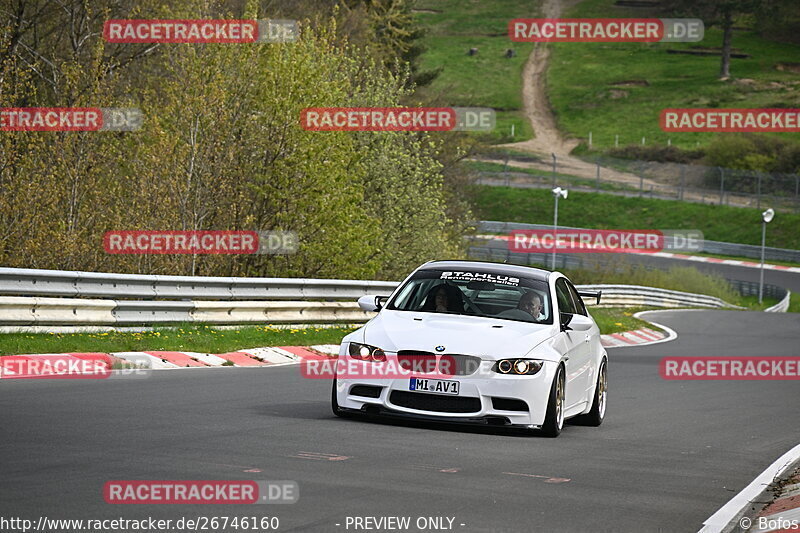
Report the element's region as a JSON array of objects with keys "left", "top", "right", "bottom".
[
  {"left": 606, "top": 144, "right": 705, "bottom": 164},
  {"left": 702, "top": 134, "right": 800, "bottom": 195},
  {"left": 704, "top": 134, "right": 800, "bottom": 174}
]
